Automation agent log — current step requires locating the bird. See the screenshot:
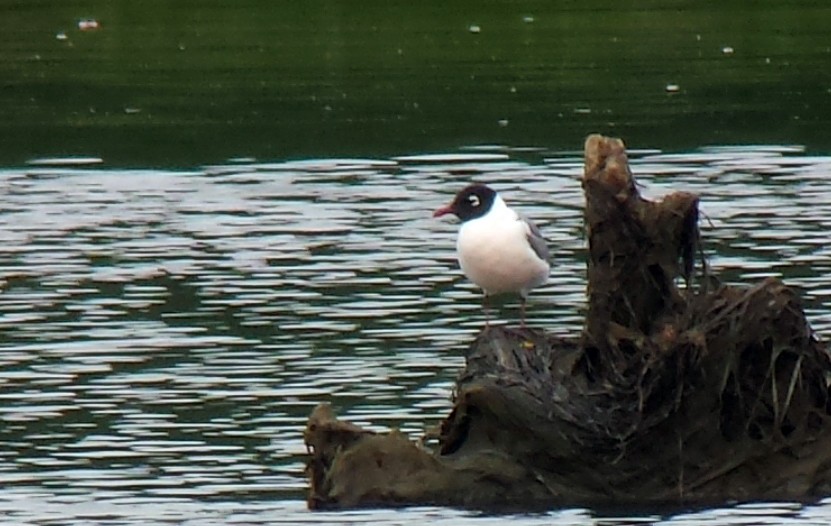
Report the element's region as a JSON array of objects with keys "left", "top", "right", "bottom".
[{"left": 433, "top": 183, "right": 550, "bottom": 327}]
